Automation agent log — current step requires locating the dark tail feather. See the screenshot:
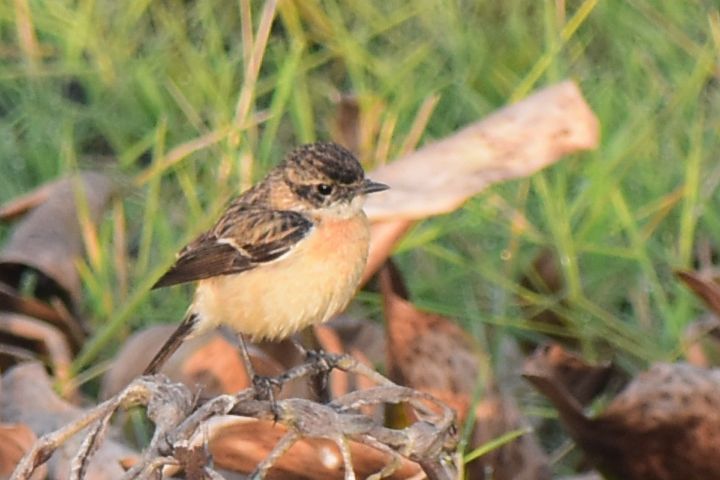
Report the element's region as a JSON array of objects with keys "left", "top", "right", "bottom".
[{"left": 143, "top": 312, "right": 199, "bottom": 375}]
